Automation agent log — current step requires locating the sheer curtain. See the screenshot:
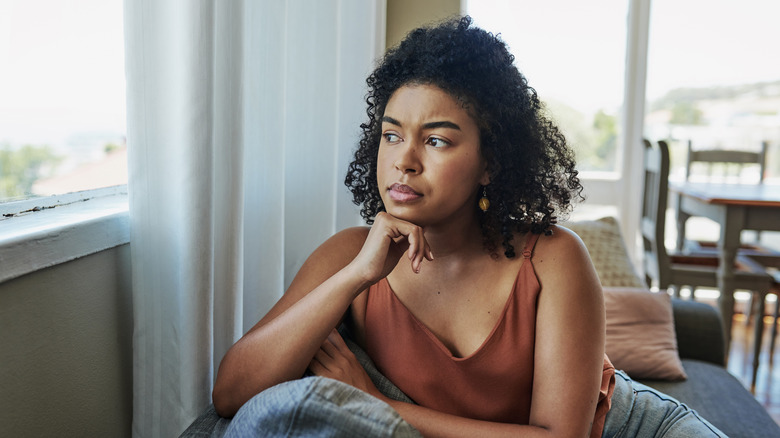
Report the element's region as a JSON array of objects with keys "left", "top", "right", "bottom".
[{"left": 124, "top": 1, "right": 384, "bottom": 436}]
